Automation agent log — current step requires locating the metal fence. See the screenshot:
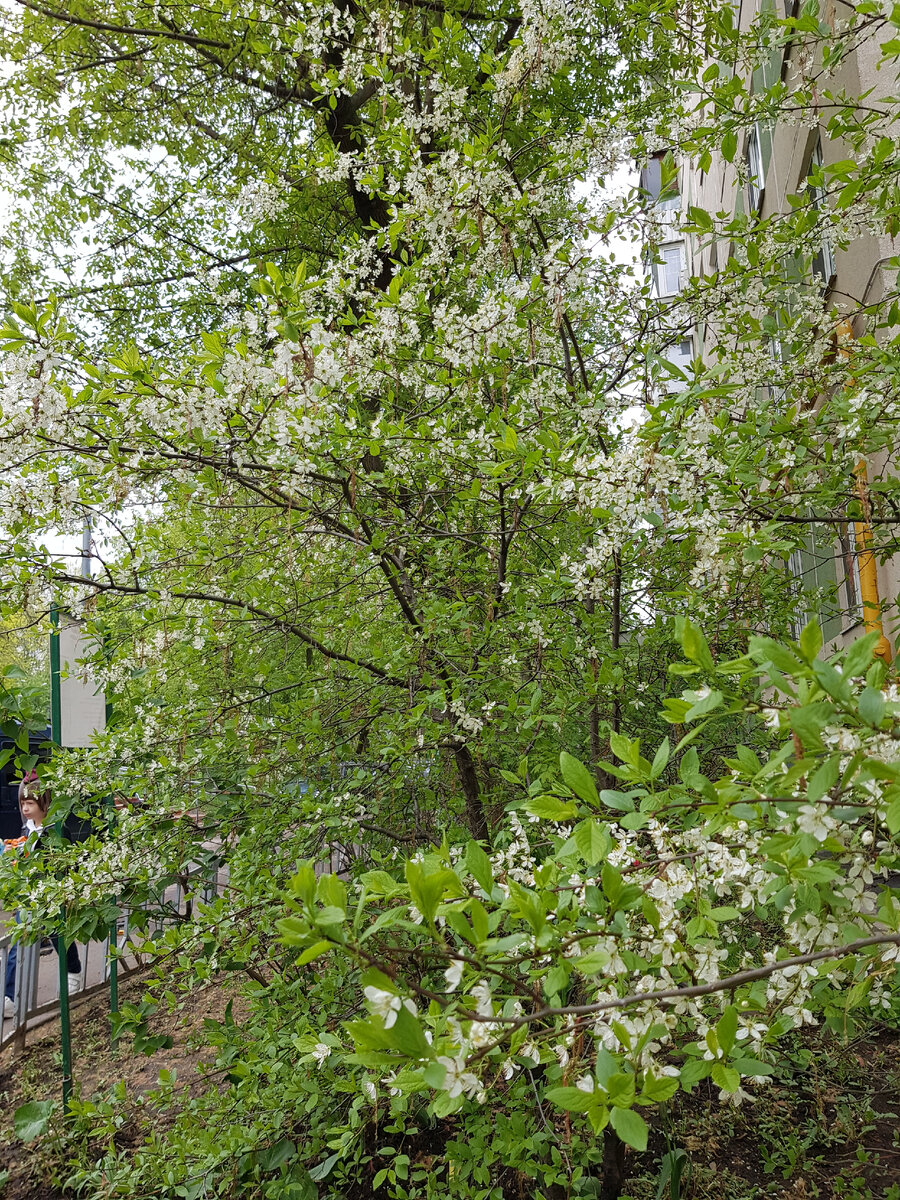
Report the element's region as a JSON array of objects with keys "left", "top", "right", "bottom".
[{"left": 0, "top": 858, "right": 226, "bottom": 1055}]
